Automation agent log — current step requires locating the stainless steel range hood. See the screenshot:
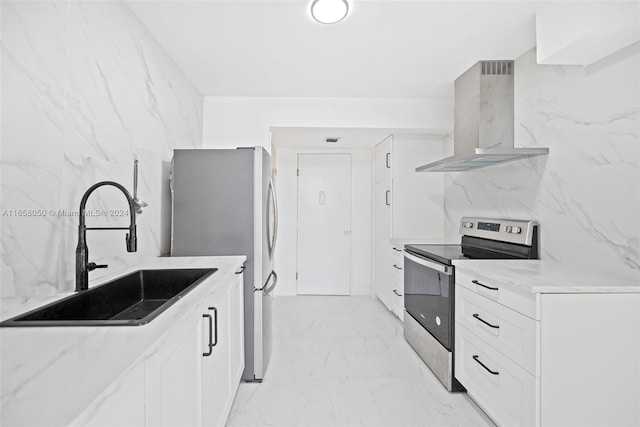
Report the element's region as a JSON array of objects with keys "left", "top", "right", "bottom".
[{"left": 416, "top": 60, "right": 548, "bottom": 172}]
